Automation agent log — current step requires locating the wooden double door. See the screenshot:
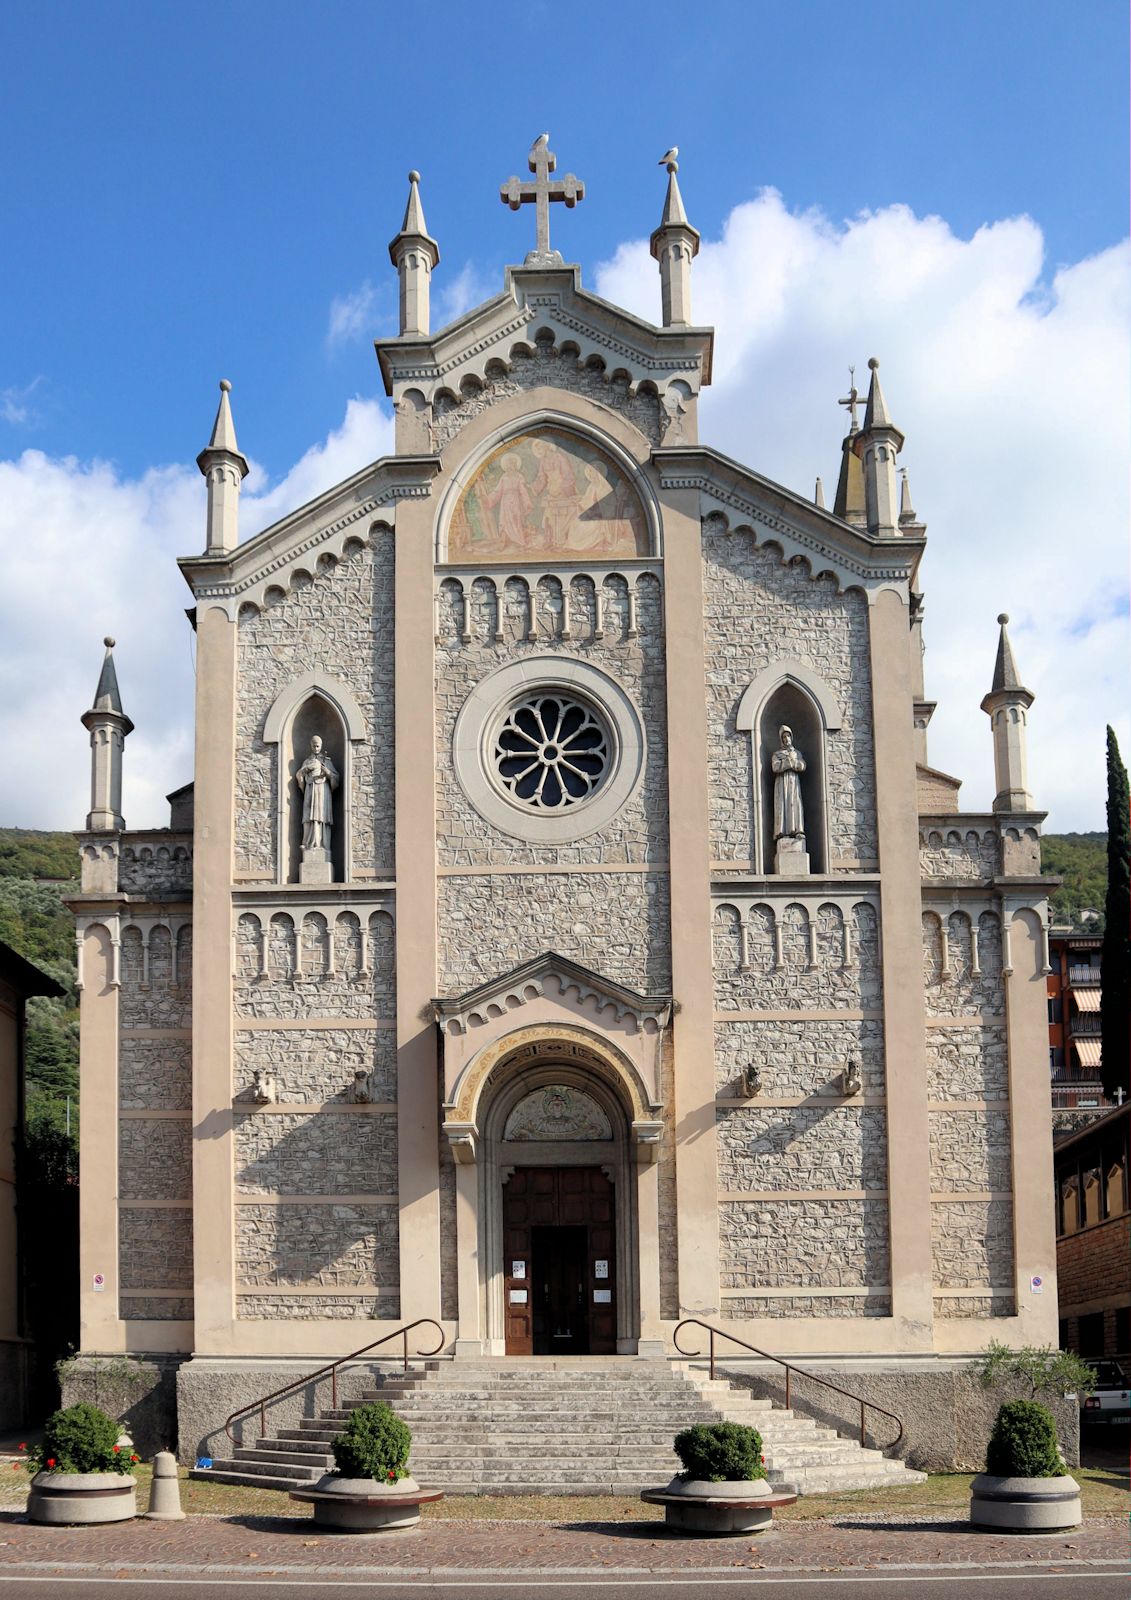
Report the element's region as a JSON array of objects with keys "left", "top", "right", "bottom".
[{"left": 503, "top": 1167, "right": 616, "bottom": 1355}]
